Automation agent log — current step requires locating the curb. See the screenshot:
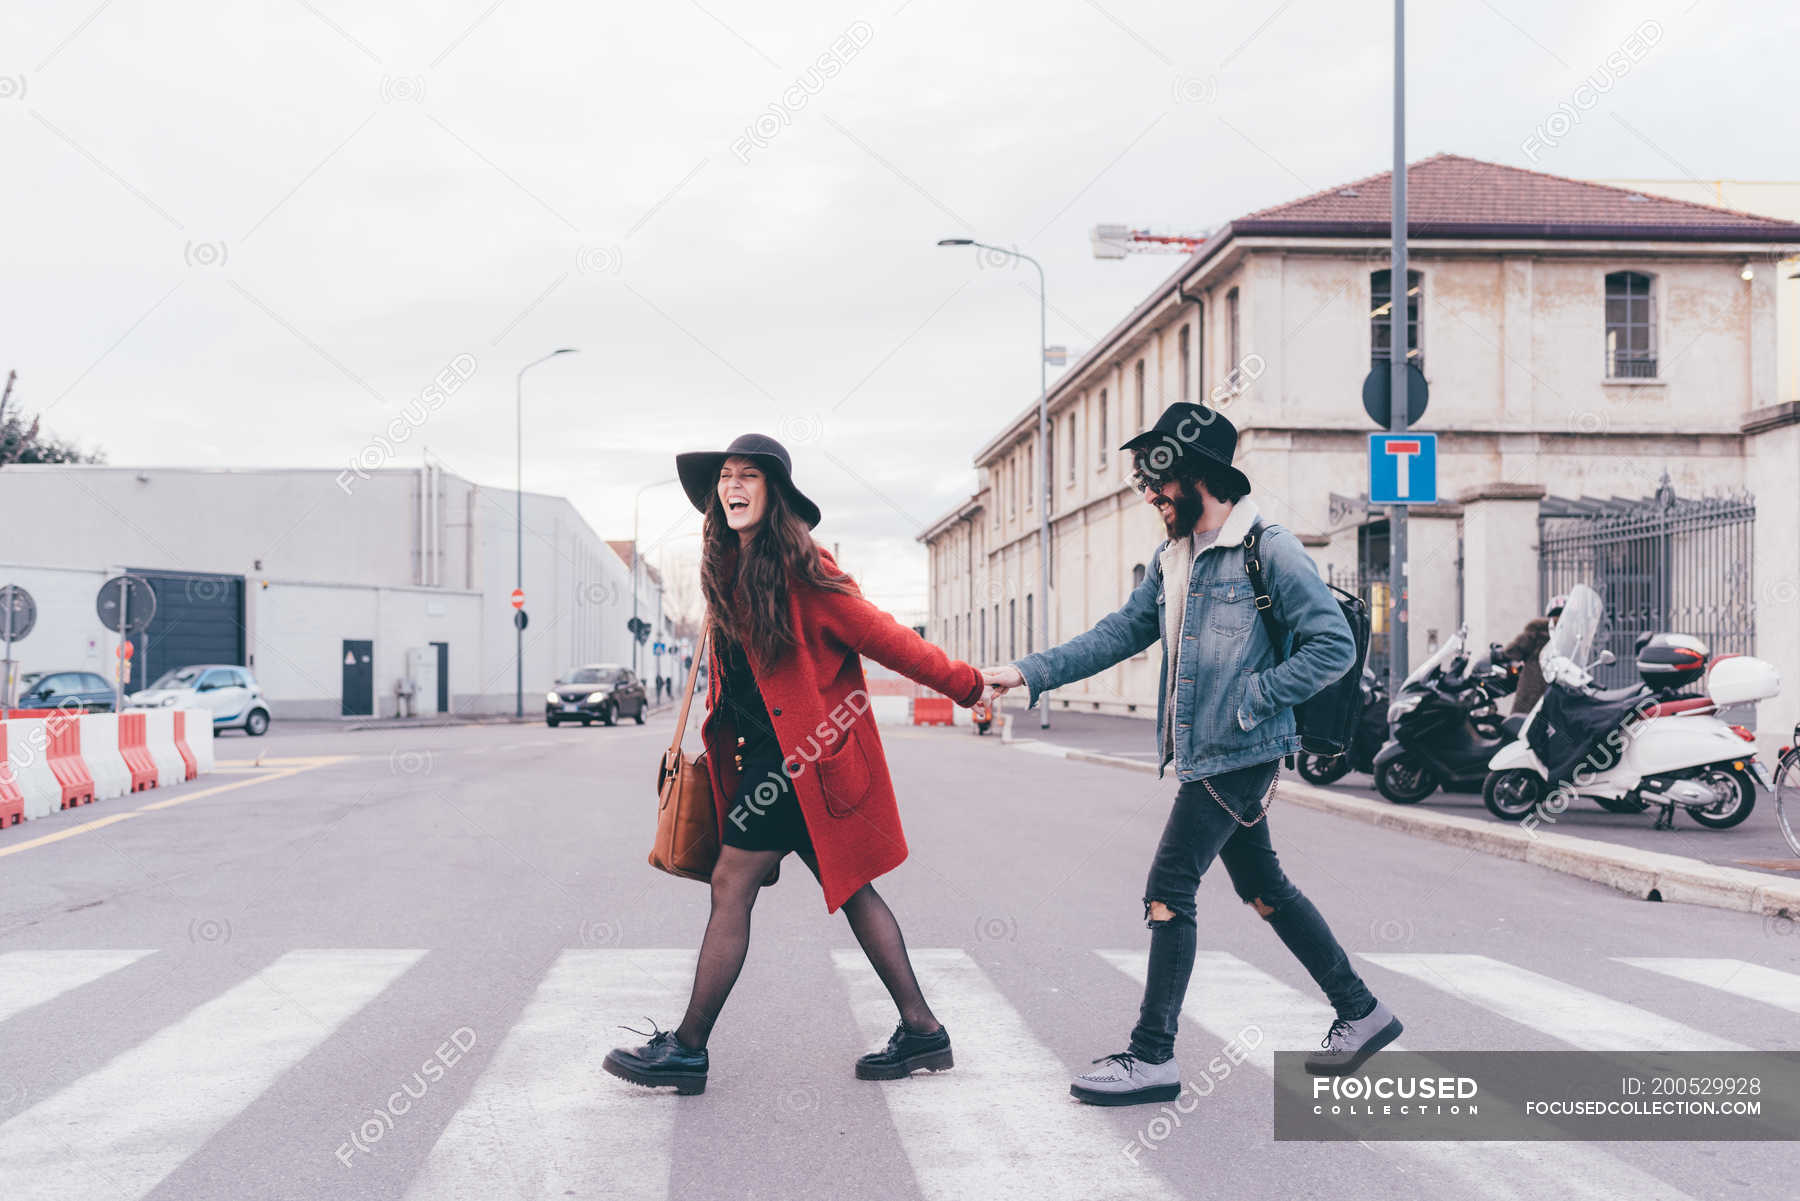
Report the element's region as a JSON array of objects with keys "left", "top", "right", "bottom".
[{"left": 1006, "top": 741, "right": 1800, "bottom": 920}]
